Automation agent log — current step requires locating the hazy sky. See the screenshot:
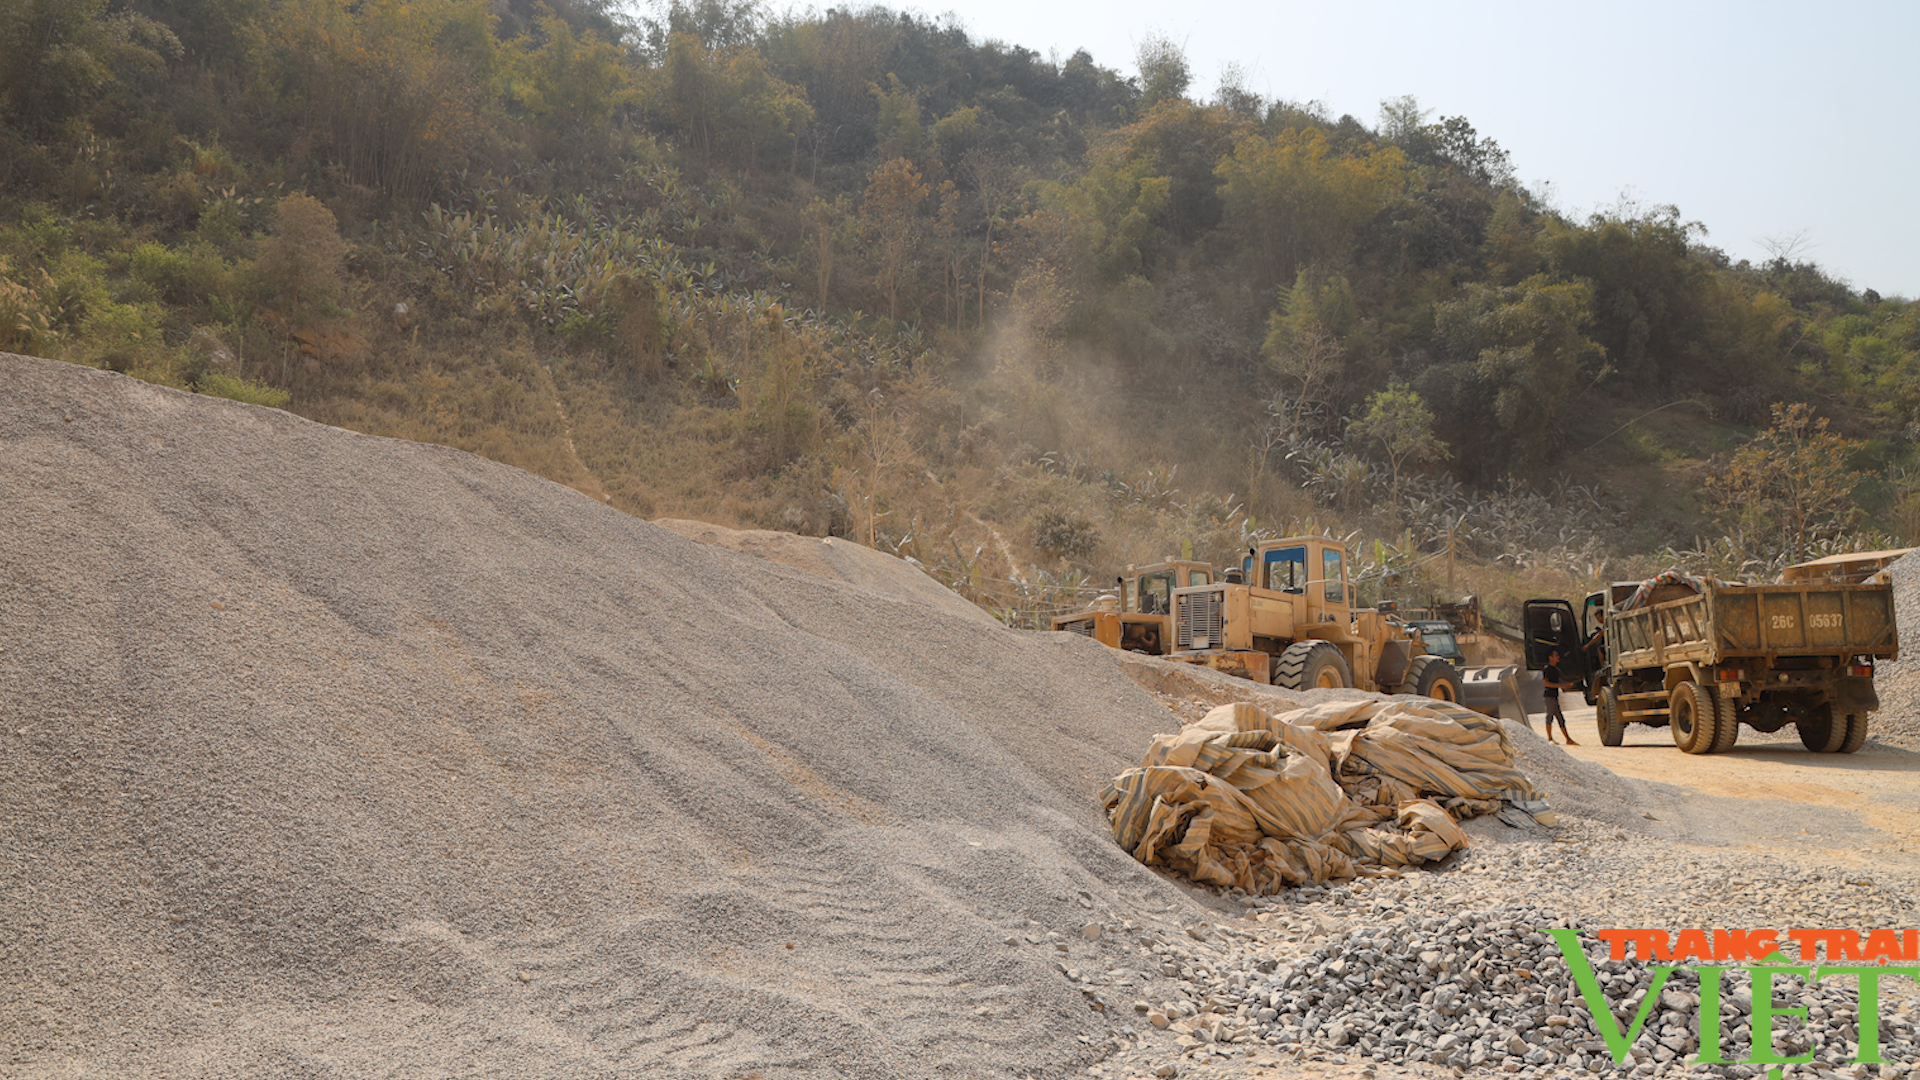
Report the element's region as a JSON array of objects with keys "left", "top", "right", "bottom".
[{"left": 899, "top": 0, "right": 1917, "bottom": 298}]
